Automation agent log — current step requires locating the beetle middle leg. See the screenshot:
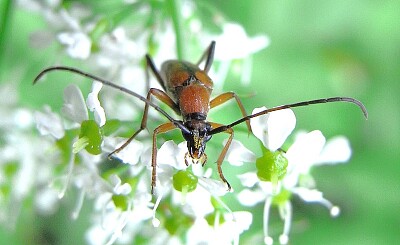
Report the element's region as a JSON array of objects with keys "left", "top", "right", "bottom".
[{"left": 210, "top": 92, "right": 252, "bottom": 133}]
